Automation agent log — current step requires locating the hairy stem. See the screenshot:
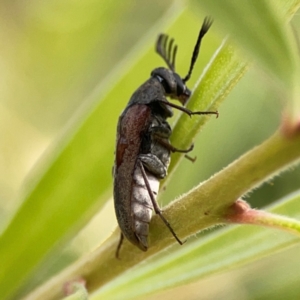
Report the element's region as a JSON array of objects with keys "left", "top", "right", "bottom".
[{"left": 26, "top": 128, "right": 300, "bottom": 300}]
